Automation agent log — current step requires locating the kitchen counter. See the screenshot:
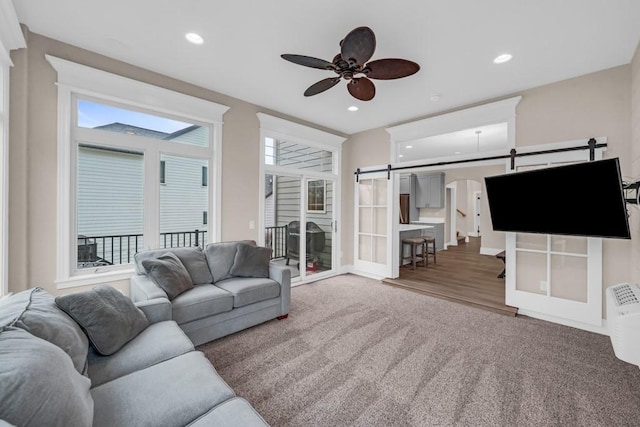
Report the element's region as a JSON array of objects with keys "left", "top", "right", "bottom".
[{"left": 399, "top": 224, "right": 434, "bottom": 232}]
